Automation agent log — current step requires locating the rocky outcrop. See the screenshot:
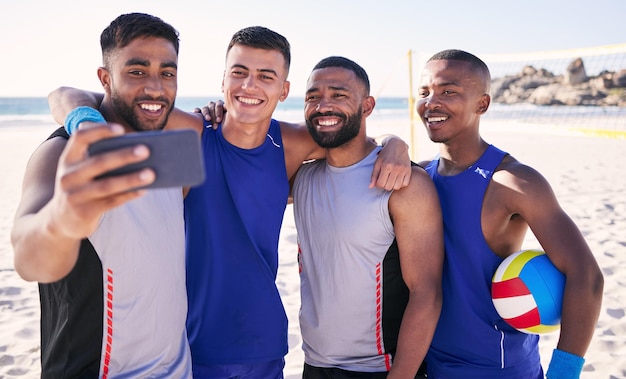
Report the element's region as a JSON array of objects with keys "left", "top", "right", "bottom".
[{"left": 491, "top": 58, "right": 626, "bottom": 106}]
